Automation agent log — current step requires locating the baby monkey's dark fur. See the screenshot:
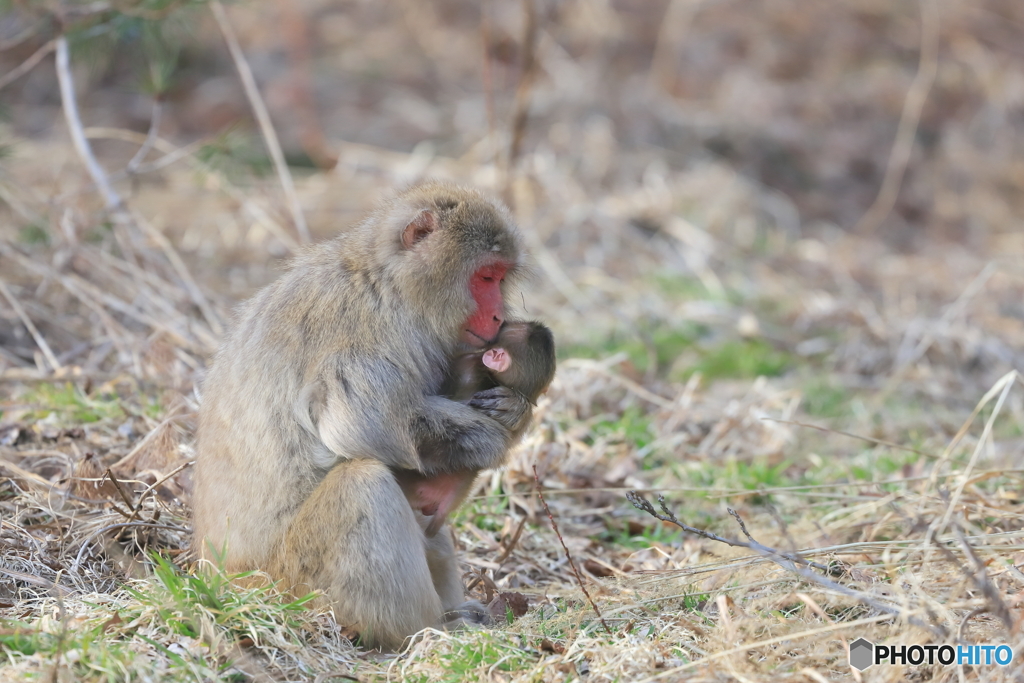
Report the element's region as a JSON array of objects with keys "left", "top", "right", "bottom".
[
  {"left": 397, "top": 320, "right": 556, "bottom": 537},
  {"left": 444, "top": 320, "right": 556, "bottom": 402}
]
